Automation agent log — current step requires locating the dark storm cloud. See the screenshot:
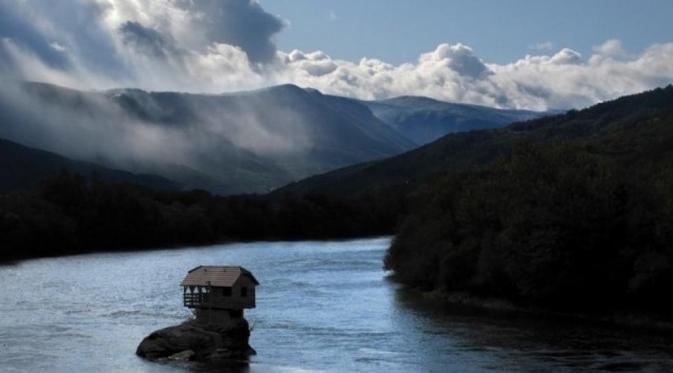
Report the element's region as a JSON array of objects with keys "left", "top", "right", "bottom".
[
  {"left": 119, "top": 21, "right": 180, "bottom": 59},
  {"left": 177, "top": 0, "right": 284, "bottom": 63}
]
